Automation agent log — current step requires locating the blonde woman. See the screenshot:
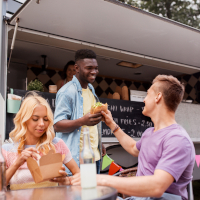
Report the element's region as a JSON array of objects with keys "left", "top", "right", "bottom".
[{"left": 2, "top": 92, "right": 79, "bottom": 190}]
